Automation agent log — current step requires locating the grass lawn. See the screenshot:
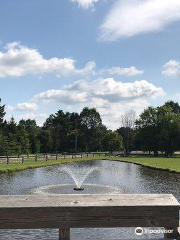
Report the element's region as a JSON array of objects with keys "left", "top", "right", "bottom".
[
  {"left": 0, "top": 156, "right": 104, "bottom": 174},
  {"left": 1, "top": 155, "right": 180, "bottom": 174},
  {"left": 112, "top": 156, "right": 180, "bottom": 173}
]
